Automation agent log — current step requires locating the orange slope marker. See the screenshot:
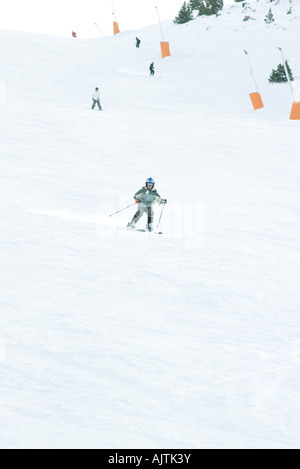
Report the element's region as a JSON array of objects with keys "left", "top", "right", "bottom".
[
  {"left": 290, "top": 102, "right": 300, "bottom": 120},
  {"left": 160, "top": 42, "right": 171, "bottom": 59},
  {"left": 113, "top": 22, "right": 120, "bottom": 35},
  {"left": 249, "top": 92, "right": 264, "bottom": 110}
]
